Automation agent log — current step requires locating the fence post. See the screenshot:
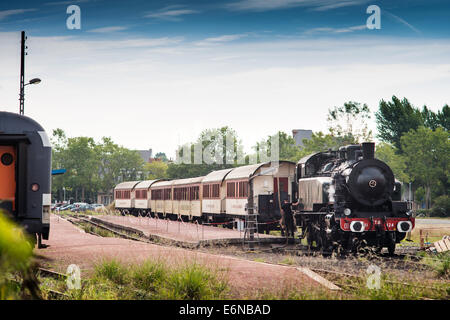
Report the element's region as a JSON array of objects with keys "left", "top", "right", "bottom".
[{"left": 420, "top": 229, "right": 424, "bottom": 249}]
